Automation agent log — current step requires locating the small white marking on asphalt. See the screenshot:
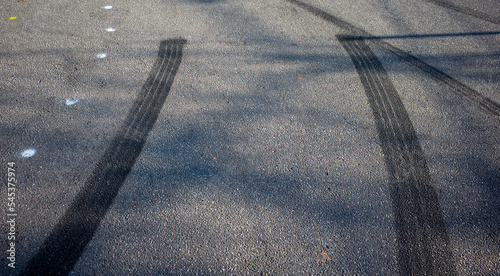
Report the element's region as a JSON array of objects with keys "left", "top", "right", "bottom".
[
  {"left": 103, "top": 6, "right": 113, "bottom": 9},
  {"left": 97, "top": 53, "right": 108, "bottom": 59},
  {"left": 105, "top": 27, "right": 116, "bottom": 32},
  {"left": 21, "top": 148, "right": 36, "bottom": 158},
  {"left": 65, "top": 97, "right": 79, "bottom": 106}
]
